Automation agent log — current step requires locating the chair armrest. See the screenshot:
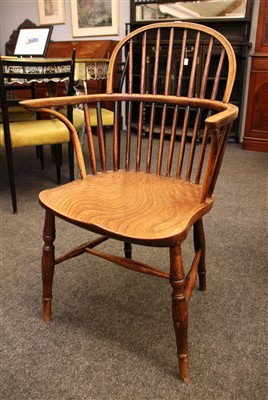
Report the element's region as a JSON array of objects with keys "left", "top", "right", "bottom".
[{"left": 21, "top": 93, "right": 238, "bottom": 129}]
